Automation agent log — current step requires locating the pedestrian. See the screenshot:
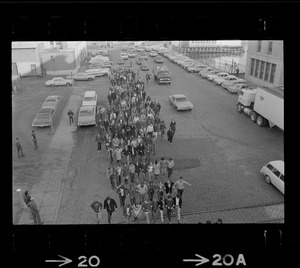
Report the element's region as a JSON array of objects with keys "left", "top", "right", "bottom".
[
  {"left": 116, "top": 164, "right": 123, "bottom": 186},
  {"left": 173, "top": 193, "right": 183, "bottom": 223},
  {"left": 165, "top": 194, "right": 175, "bottom": 224},
  {"left": 160, "top": 121, "right": 166, "bottom": 139},
  {"left": 167, "top": 128, "right": 174, "bottom": 145},
  {"left": 95, "top": 133, "right": 102, "bottom": 153},
  {"left": 154, "top": 160, "right": 161, "bottom": 181},
  {"left": 164, "top": 178, "right": 174, "bottom": 196},
  {"left": 67, "top": 109, "right": 74, "bottom": 125},
  {"left": 151, "top": 194, "right": 158, "bottom": 223},
  {"left": 160, "top": 157, "right": 167, "bottom": 181},
  {"left": 123, "top": 203, "right": 132, "bottom": 224},
  {"left": 15, "top": 137, "right": 25, "bottom": 158},
  {"left": 128, "top": 184, "right": 136, "bottom": 205},
  {"left": 114, "top": 146, "right": 123, "bottom": 164},
  {"left": 23, "top": 190, "right": 33, "bottom": 219},
  {"left": 167, "top": 158, "right": 175, "bottom": 179},
  {"left": 122, "top": 145, "right": 130, "bottom": 165},
  {"left": 91, "top": 200, "right": 103, "bottom": 224},
  {"left": 142, "top": 197, "right": 152, "bottom": 224},
  {"left": 134, "top": 160, "right": 141, "bottom": 183},
  {"left": 117, "top": 184, "right": 126, "bottom": 208},
  {"left": 129, "top": 162, "right": 136, "bottom": 184},
  {"left": 173, "top": 176, "right": 192, "bottom": 199},
  {"left": 31, "top": 130, "right": 38, "bottom": 150},
  {"left": 148, "top": 181, "right": 156, "bottom": 201},
  {"left": 131, "top": 202, "right": 142, "bottom": 223},
  {"left": 170, "top": 119, "right": 176, "bottom": 133},
  {"left": 103, "top": 196, "right": 118, "bottom": 224},
  {"left": 157, "top": 181, "right": 165, "bottom": 198},
  {"left": 136, "top": 181, "right": 148, "bottom": 203},
  {"left": 27, "top": 197, "right": 43, "bottom": 225},
  {"left": 236, "top": 66, "right": 239, "bottom": 77},
  {"left": 147, "top": 162, "right": 154, "bottom": 182},
  {"left": 107, "top": 166, "right": 114, "bottom": 189},
  {"left": 157, "top": 196, "right": 165, "bottom": 223}
]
